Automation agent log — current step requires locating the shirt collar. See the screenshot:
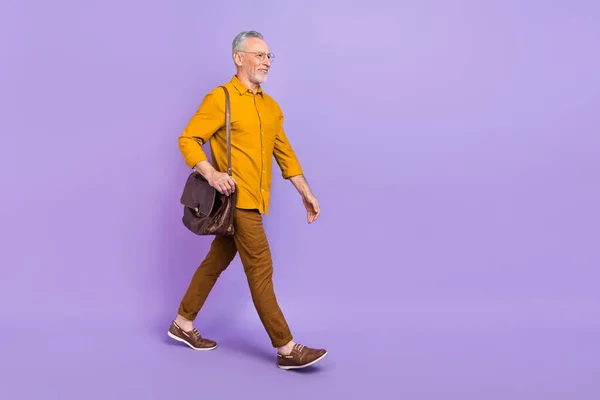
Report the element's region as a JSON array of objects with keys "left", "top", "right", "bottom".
[{"left": 231, "top": 74, "right": 263, "bottom": 96}]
